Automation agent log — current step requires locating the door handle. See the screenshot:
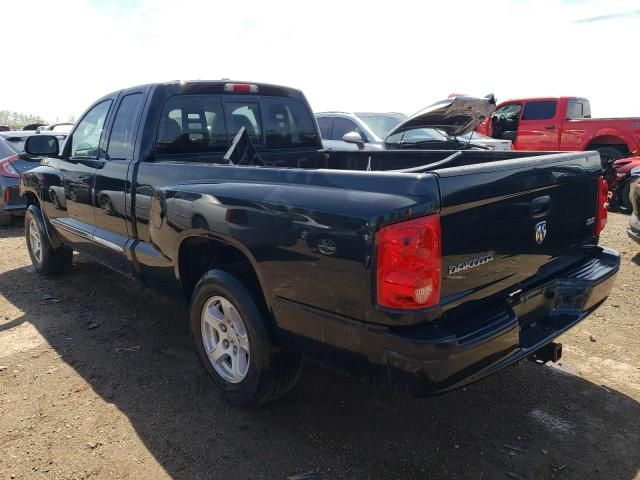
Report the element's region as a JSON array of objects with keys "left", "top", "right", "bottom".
[
  {"left": 544, "top": 125, "right": 555, "bottom": 130},
  {"left": 531, "top": 195, "right": 551, "bottom": 217}
]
